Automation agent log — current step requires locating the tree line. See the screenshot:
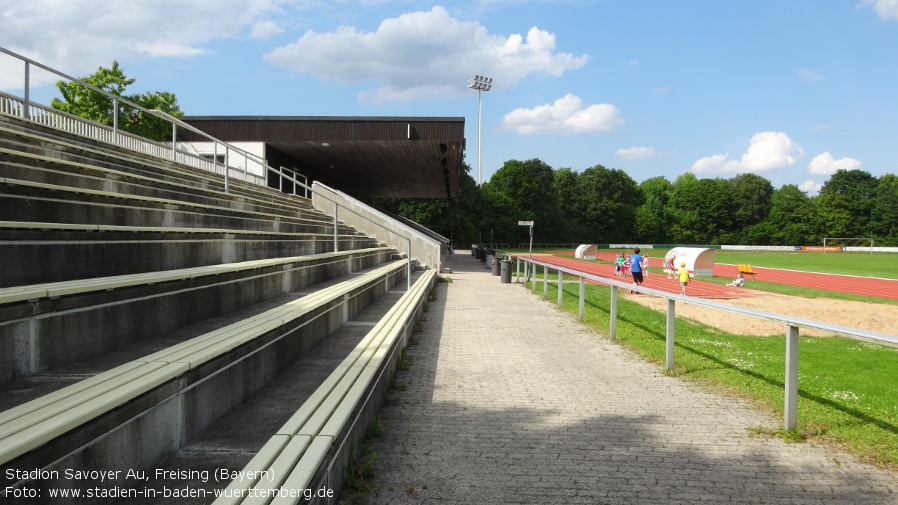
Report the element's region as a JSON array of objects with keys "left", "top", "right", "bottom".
[
  {"left": 375, "top": 158, "right": 898, "bottom": 249},
  {"left": 52, "top": 63, "right": 896, "bottom": 249}
]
